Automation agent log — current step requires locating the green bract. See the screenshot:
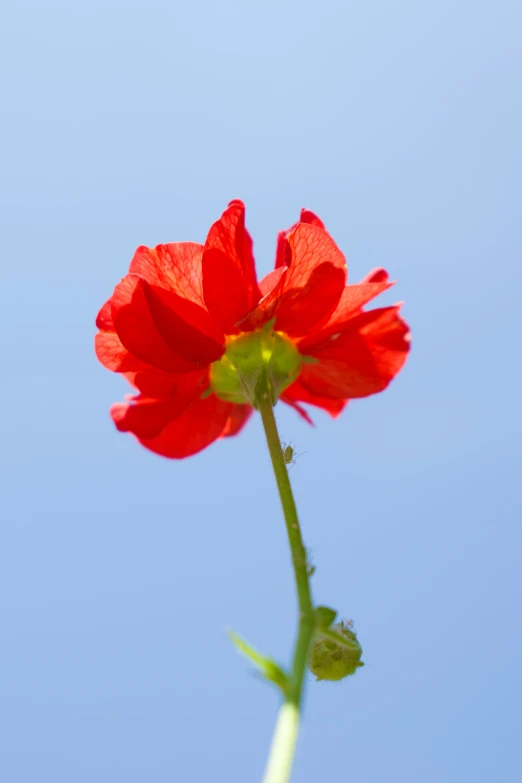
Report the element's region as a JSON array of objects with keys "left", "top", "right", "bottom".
[
  {"left": 308, "top": 621, "right": 364, "bottom": 682},
  {"left": 210, "top": 327, "right": 302, "bottom": 407}
]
